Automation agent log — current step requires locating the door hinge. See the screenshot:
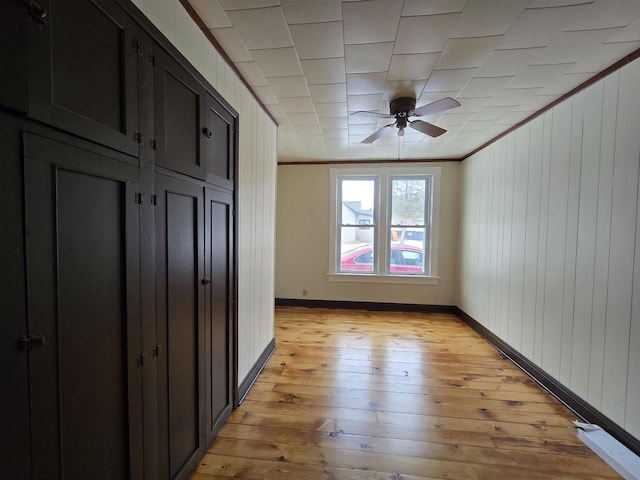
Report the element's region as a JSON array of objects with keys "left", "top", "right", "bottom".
[
  {"left": 150, "top": 194, "right": 157, "bottom": 206},
  {"left": 17, "top": 0, "right": 47, "bottom": 25},
  {"left": 152, "top": 345, "right": 161, "bottom": 357},
  {"left": 137, "top": 353, "right": 146, "bottom": 367},
  {"left": 150, "top": 139, "right": 158, "bottom": 150},
  {"left": 132, "top": 38, "right": 143, "bottom": 55},
  {"left": 134, "top": 131, "right": 144, "bottom": 145},
  {"left": 19, "top": 332, "right": 46, "bottom": 351},
  {"left": 135, "top": 192, "right": 144, "bottom": 205}
]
